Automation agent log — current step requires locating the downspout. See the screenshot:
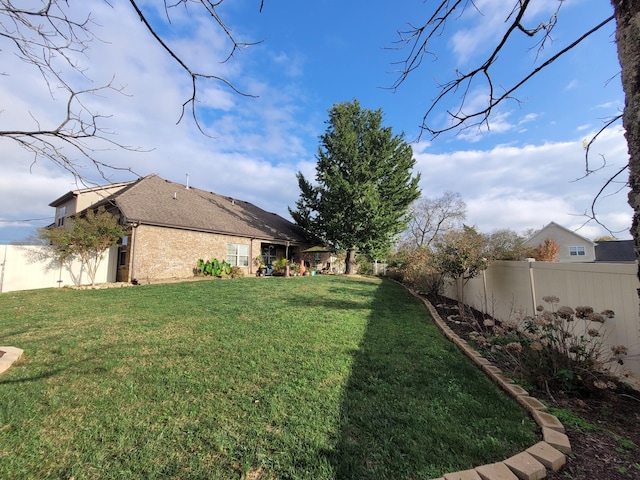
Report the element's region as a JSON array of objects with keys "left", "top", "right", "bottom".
[
  {"left": 130, "top": 223, "right": 139, "bottom": 283},
  {"left": 250, "top": 238, "right": 255, "bottom": 275}
]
